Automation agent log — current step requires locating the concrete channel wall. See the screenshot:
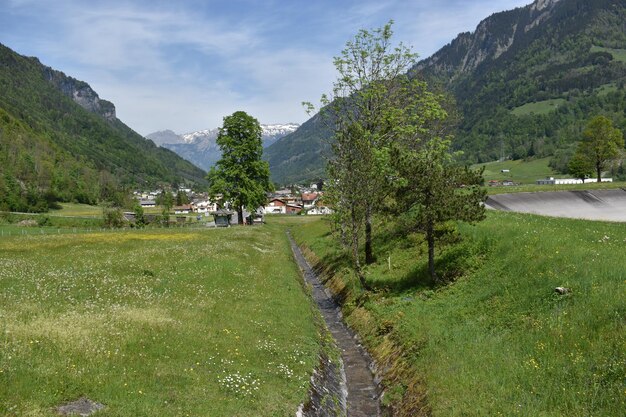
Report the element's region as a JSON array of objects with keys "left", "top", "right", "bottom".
[{"left": 485, "top": 189, "right": 626, "bottom": 222}]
